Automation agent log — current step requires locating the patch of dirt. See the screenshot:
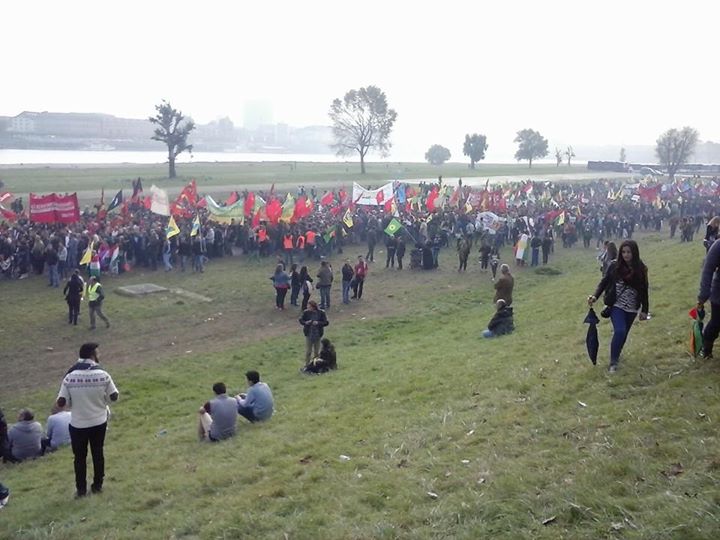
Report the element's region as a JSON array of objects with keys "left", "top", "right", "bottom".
[{"left": 2, "top": 250, "right": 508, "bottom": 400}]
